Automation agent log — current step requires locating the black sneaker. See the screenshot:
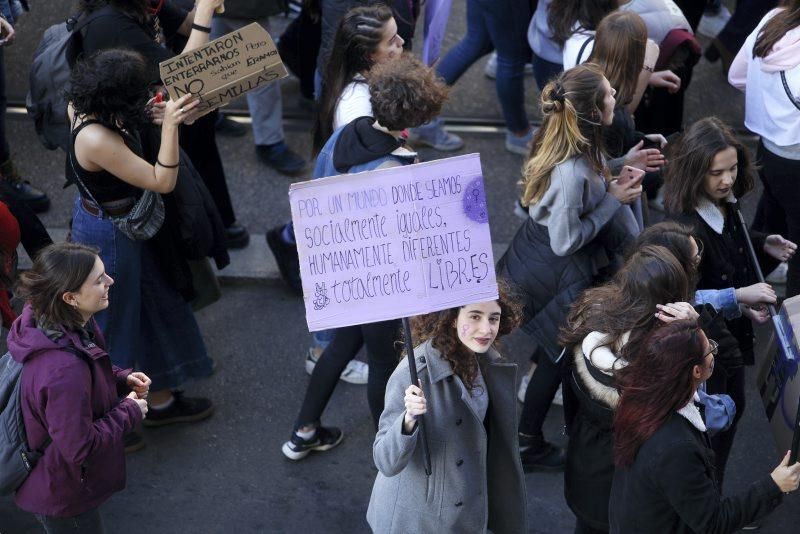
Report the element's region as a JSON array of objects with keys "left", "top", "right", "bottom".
[
  {"left": 142, "top": 391, "right": 214, "bottom": 427},
  {"left": 282, "top": 426, "right": 344, "bottom": 461},
  {"left": 519, "top": 433, "right": 566, "bottom": 472},
  {"left": 215, "top": 115, "right": 248, "bottom": 137},
  {"left": 256, "top": 142, "right": 306, "bottom": 176},
  {"left": 0, "top": 159, "right": 50, "bottom": 213},
  {"left": 225, "top": 222, "right": 250, "bottom": 249},
  {"left": 266, "top": 226, "right": 302, "bottom": 295},
  {"left": 123, "top": 431, "right": 146, "bottom": 453}
]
